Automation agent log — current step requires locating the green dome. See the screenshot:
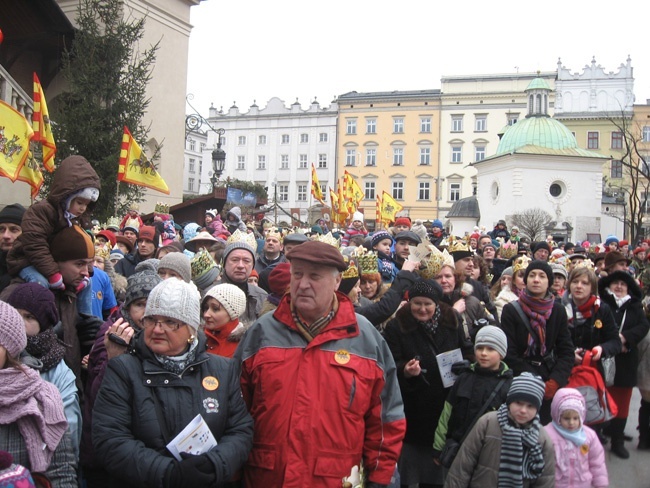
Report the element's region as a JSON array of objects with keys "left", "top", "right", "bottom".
[
  {"left": 495, "top": 116, "right": 578, "bottom": 155},
  {"left": 526, "top": 77, "right": 551, "bottom": 91}
]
